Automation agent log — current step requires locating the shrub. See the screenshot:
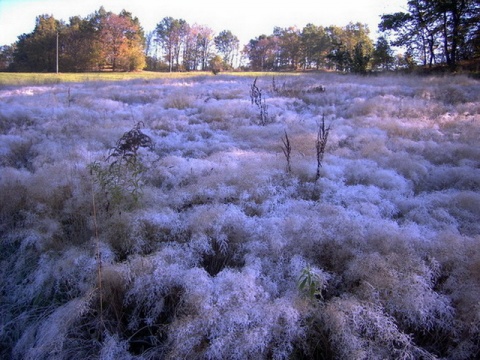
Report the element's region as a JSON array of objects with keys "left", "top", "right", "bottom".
[{"left": 89, "top": 122, "right": 154, "bottom": 213}]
